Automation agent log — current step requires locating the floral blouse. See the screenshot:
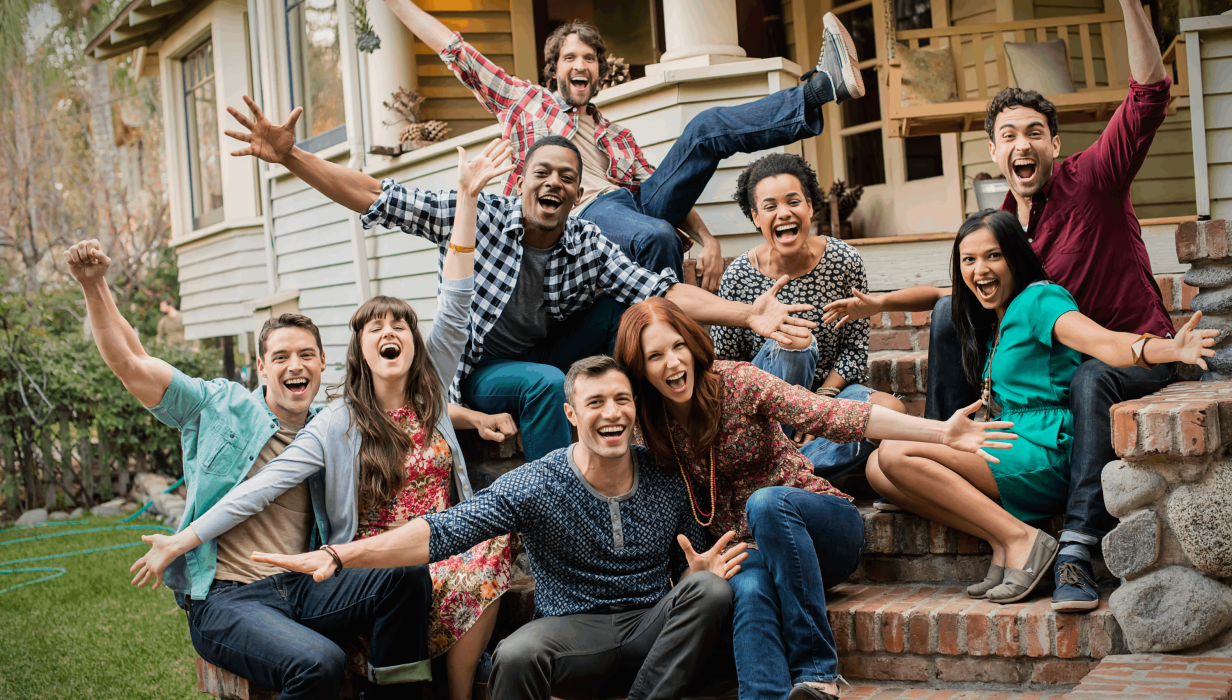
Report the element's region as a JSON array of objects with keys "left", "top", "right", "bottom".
[
  {"left": 711, "top": 239, "right": 871, "bottom": 389},
  {"left": 663, "top": 361, "right": 872, "bottom": 543}
]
